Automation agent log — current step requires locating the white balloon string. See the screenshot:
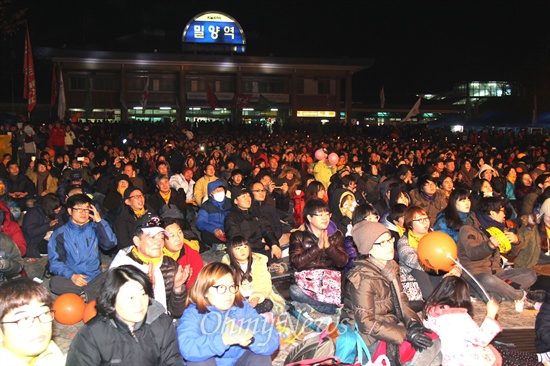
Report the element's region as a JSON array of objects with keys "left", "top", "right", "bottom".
[{"left": 446, "top": 254, "right": 491, "bottom": 302}]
